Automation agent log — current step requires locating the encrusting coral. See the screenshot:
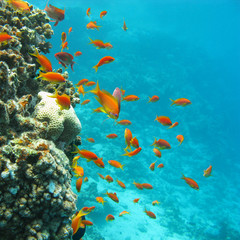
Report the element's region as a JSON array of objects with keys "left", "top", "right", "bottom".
[{"left": 0, "top": 2, "right": 81, "bottom": 240}]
